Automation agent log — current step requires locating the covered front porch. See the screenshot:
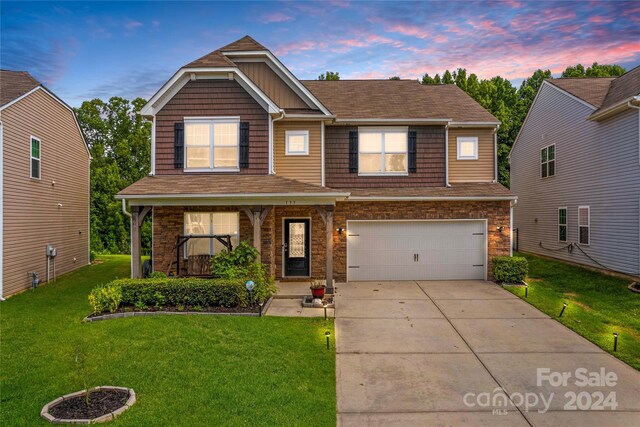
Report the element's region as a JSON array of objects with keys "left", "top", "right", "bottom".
[{"left": 116, "top": 174, "right": 349, "bottom": 290}]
